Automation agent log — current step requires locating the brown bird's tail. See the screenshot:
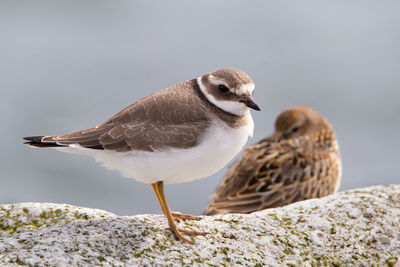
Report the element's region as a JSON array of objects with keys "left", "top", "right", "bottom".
[{"left": 23, "top": 136, "right": 63, "bottom": 148}]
